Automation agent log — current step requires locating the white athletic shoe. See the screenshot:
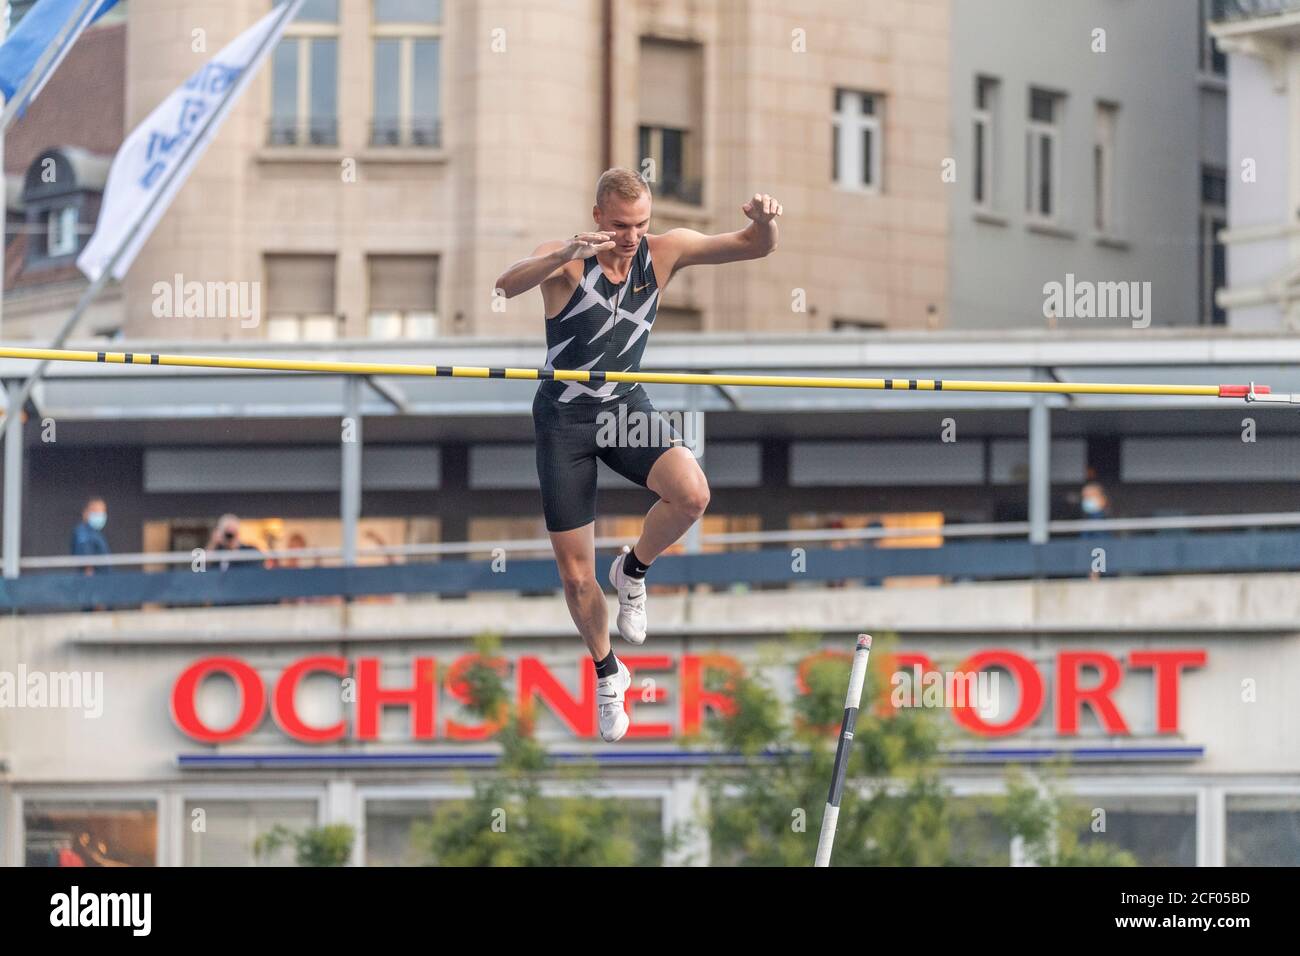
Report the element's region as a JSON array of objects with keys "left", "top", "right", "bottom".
[
  {"left": 596, "top": 658, "right": 631, "bottom": 742},
  {"left": 608, "top": 546, "right": 648, "bottom": 645}
]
